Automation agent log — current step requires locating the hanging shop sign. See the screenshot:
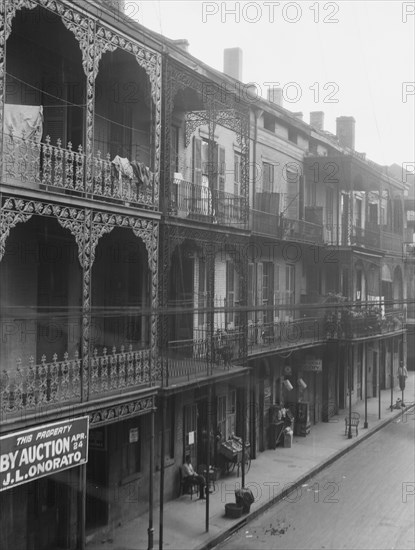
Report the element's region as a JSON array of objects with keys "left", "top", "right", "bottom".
[
  {"left": 304, "top": 359, "right": 322, "bottom": 372},
  {"left": 0, "top": 416, "right": 89, "bottom": 492}
]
